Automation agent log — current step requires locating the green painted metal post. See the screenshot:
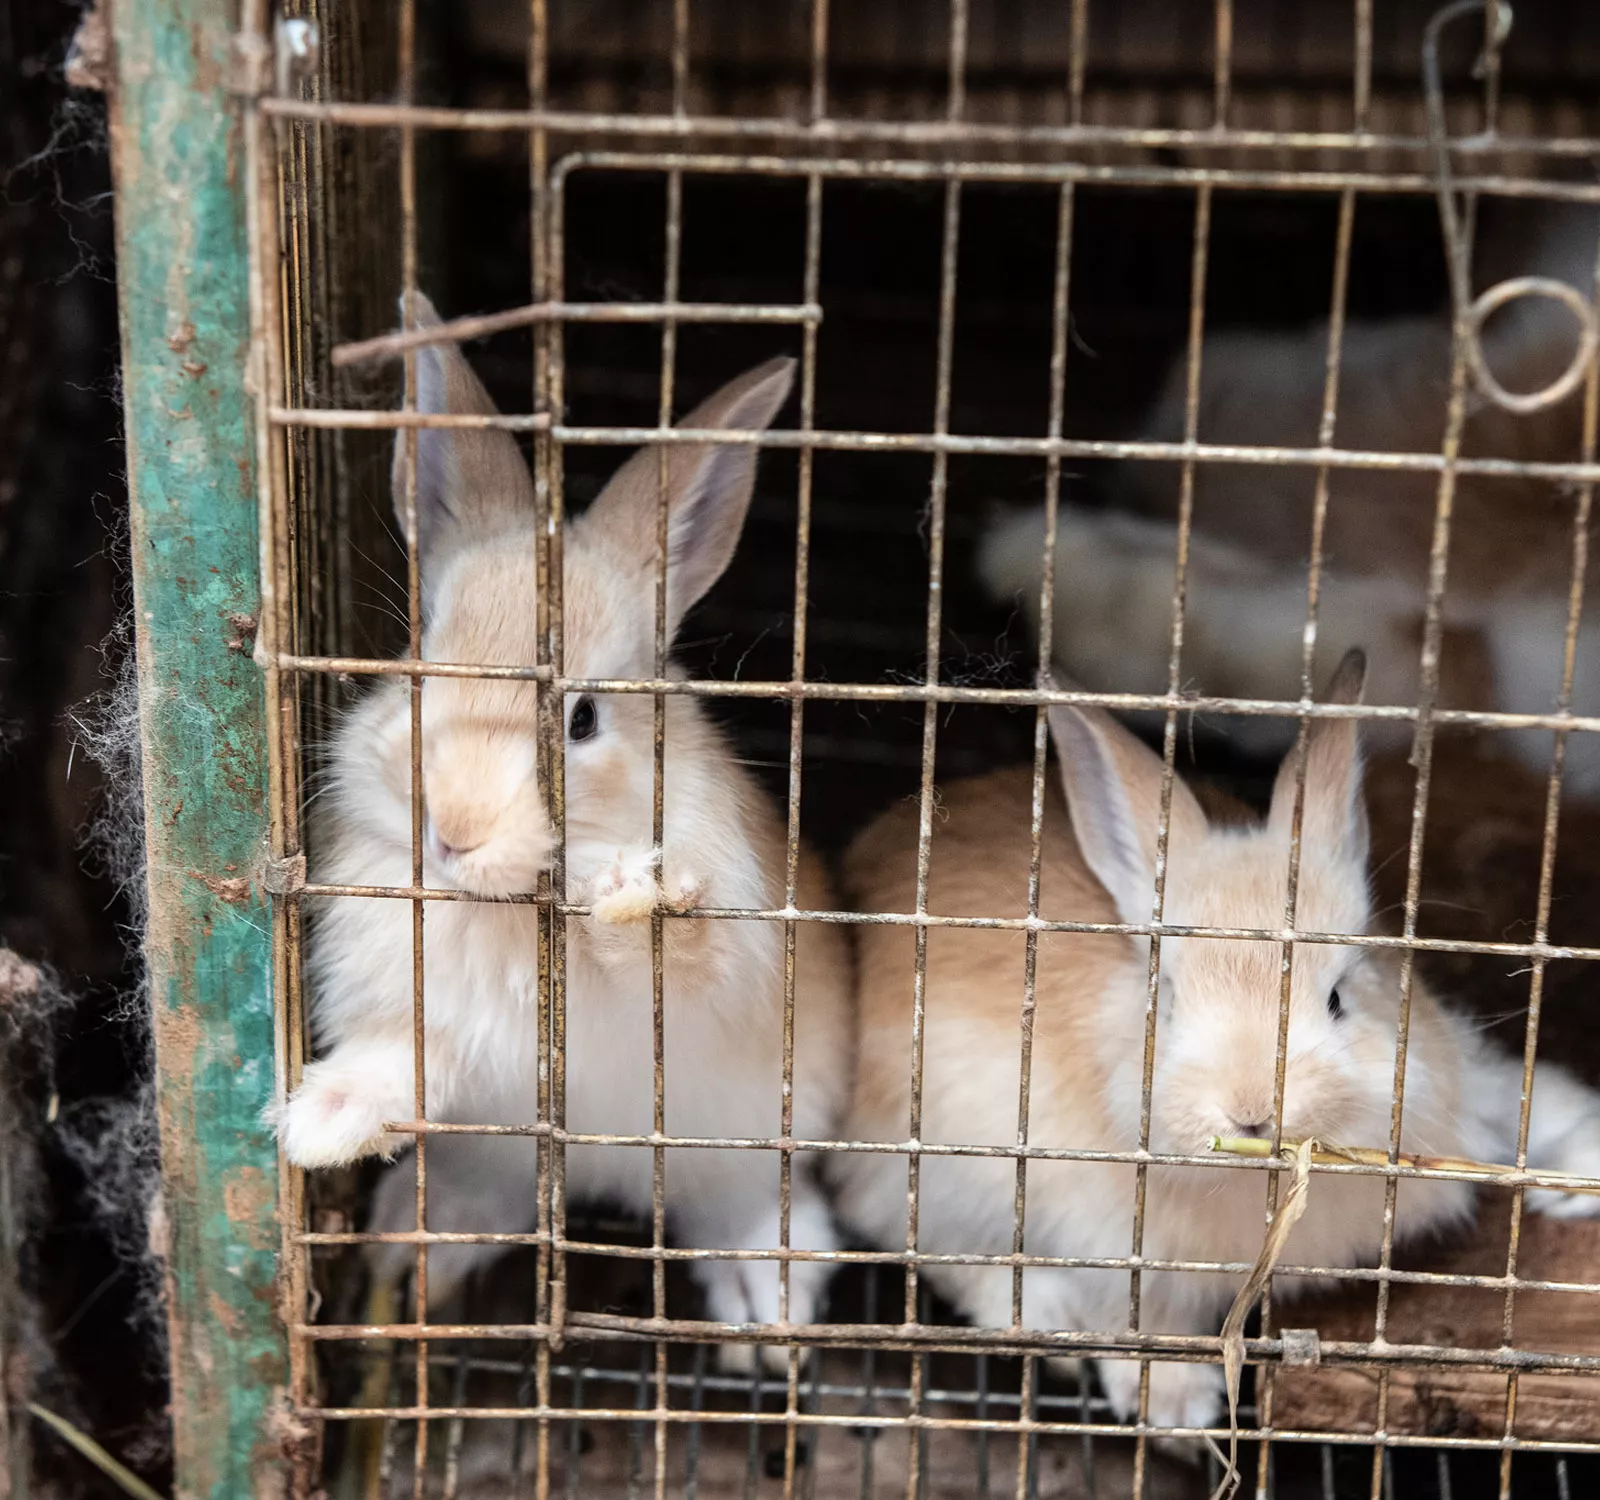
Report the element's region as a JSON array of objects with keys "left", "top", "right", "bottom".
[{"left": 108, "top": 2, "right": 288, "bottom": 1496}]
